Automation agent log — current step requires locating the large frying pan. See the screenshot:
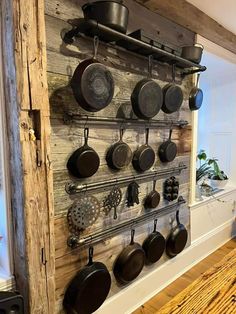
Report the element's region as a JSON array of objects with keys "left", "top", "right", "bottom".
[
  {"left": 158, "top": 129, "right": 177, "bottom": 163},
  {"left": 71, "top": 36, "right": 114, "bottom": 112},
  {"left": 63, "top": 247, "right": 111, "bottom": 314},
  {"left": 142, "top": 219, "right": 166, "bottom": 264},
  {"left": 162, "top": 64, "right": 183, "bottom": 114},
  {"left": 131, "top": 56, "right": 163, "bottom": 120},
  {"left": 189, "top": 74, "right": 203, "bottom": 111},
  {"left": 67, "top": 128, "right": 100, "bottom": 178},
  {"left": 132, "top": 128, "right": 155, "bottom": 172},
  {"left": 106, "top": 128, "right": 132, "bottom": 170},
  {"left": 166, "top": 210, "right": 188, "bottom": 258},
  {"left": 113, "top": 229, "right": 145, "bottom": 284}
]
